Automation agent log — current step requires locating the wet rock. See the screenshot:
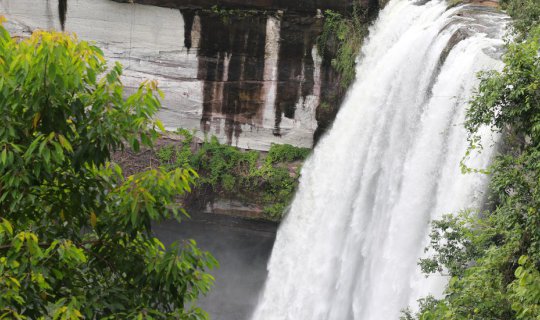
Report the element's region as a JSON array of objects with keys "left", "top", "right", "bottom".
[
  {"left": 58, "top": 0, "right": 67, "bottom": 30},
  {"left": 112, "top": 0, "right": 360, "bottom": 13},
  {"left": 0, "top": 0, "right": 364, "bottom": 150}
]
